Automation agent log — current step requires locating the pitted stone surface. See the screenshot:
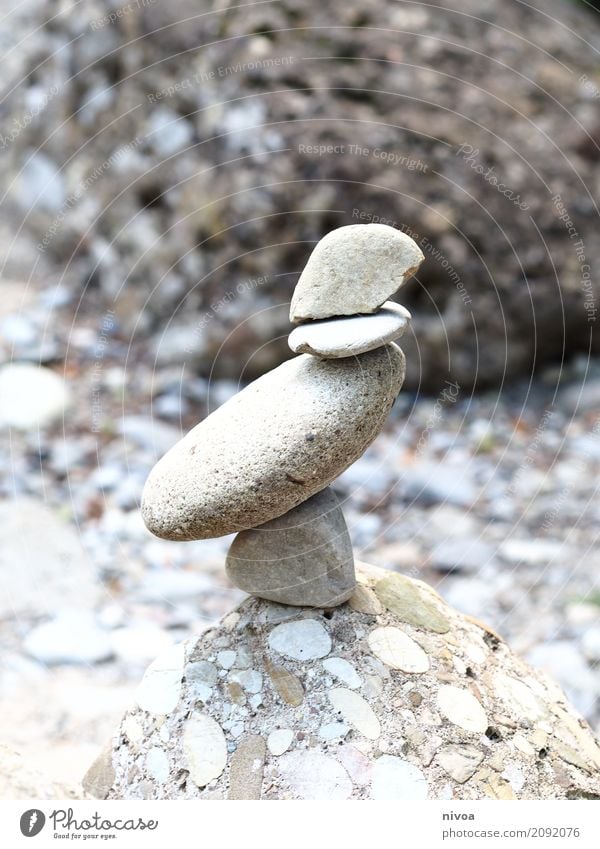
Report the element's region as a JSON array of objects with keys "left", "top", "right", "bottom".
[
  {"left": 94, "top": 565, "right": 600, "bottom": 800},
  {"left": 289, "top": 224, "right": 424, "bottom": 323},
  {"left": 142, "top": 345, "right": 405, "bottom": 540}
]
